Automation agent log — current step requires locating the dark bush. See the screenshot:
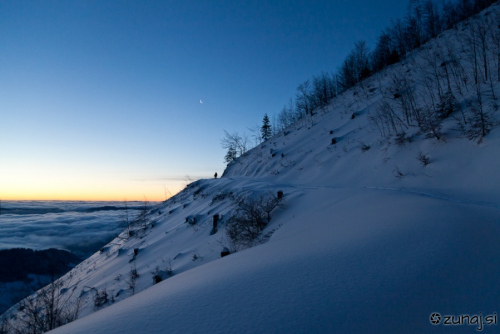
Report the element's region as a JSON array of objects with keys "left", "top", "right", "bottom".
[
  {"left": 417, "top": 151, "right": 430, "bottom": 166},
  {"left": 226, "top": 193, "right": 284, "bottom": 248},
  {"left": 93, "top": 289, "right": 108, "bottom": 308}
]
